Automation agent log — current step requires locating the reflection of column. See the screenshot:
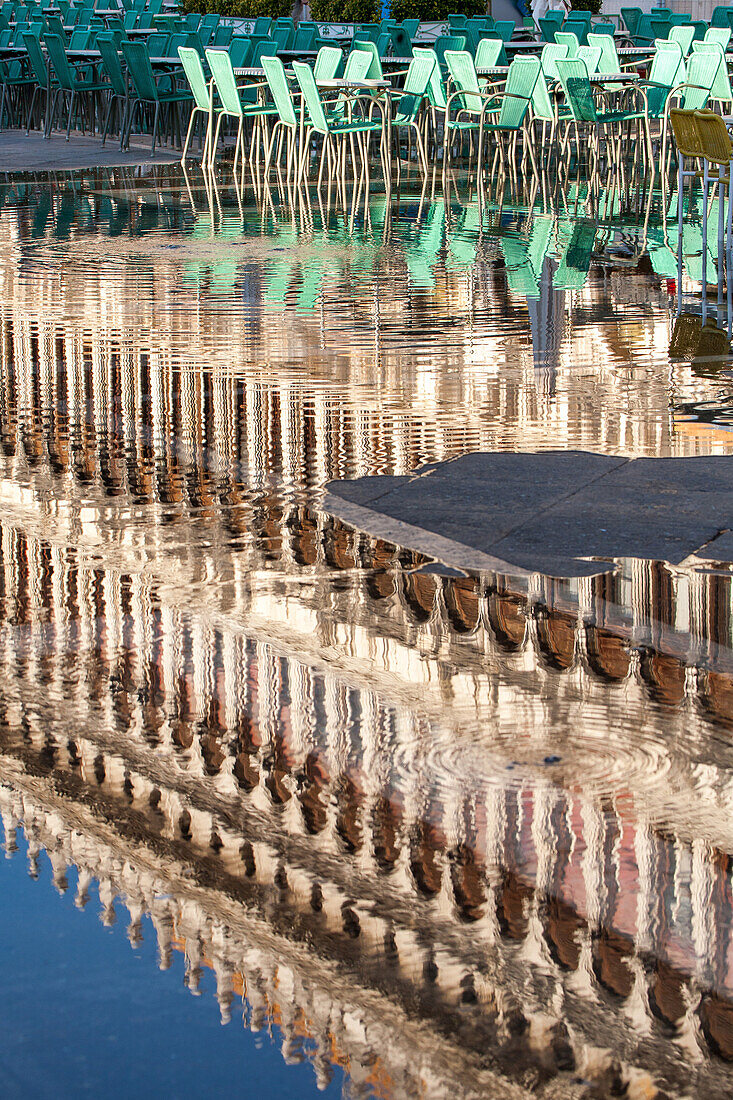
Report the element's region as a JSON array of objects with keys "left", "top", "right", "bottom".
[{"left": 527, "top": 256, "right": 564, "bottom": 399}]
